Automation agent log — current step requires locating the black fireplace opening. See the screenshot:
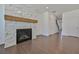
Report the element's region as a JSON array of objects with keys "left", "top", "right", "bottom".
[{"left": 16, "top": 28, "right": 32, "bottom": 44}]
